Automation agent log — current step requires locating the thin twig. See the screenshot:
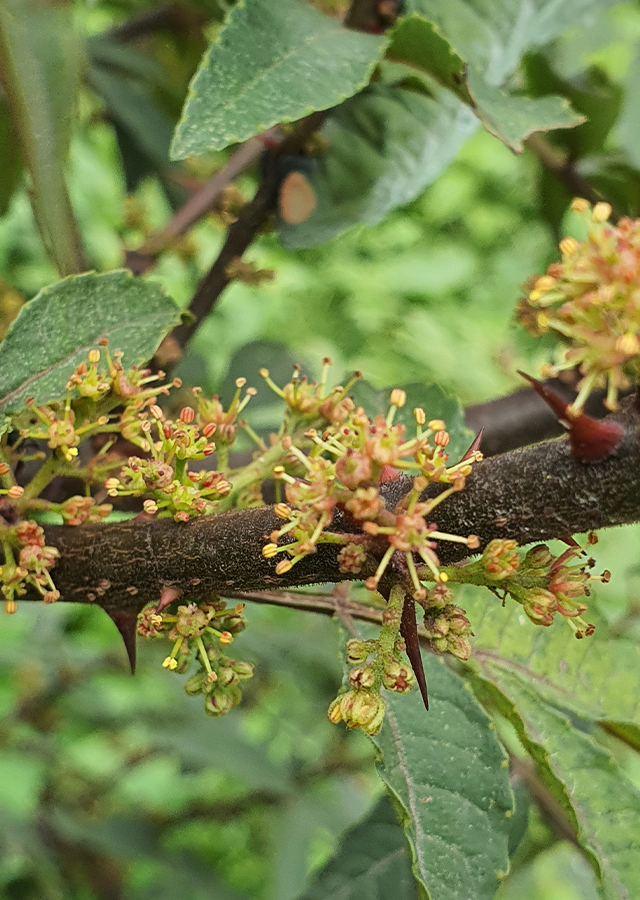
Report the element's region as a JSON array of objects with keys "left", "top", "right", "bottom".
[
  {"left": 166, "top": 110, "right": 327, "bottom": 354},
  {"left": 125, "top": 135, "right": 268, "bottom": 275}
]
